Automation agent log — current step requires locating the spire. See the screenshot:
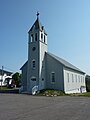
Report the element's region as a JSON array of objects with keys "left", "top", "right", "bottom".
[{"left": 28, "top": 12, "right": 47, "bottom": 35}]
